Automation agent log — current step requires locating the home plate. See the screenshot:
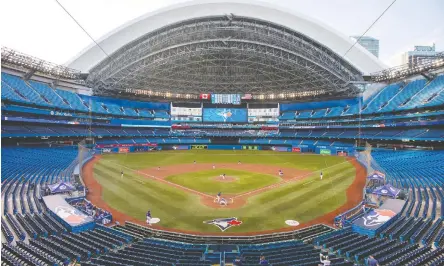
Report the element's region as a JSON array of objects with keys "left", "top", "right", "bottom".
[
  {"left": 149, "top": 218, "right": 160, "bottom": 224},
  {"left": 285, "top": 220, "right": 299, "bottom": 226}
]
